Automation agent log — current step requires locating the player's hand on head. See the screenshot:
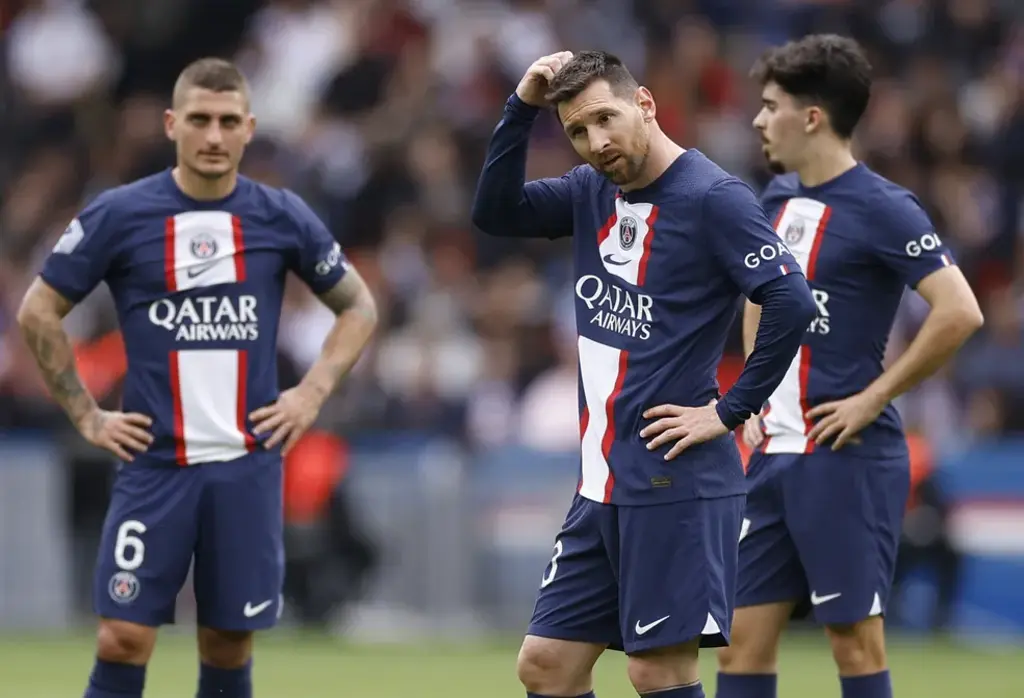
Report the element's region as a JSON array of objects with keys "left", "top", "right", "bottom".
[
  {"left": 249, "top": 386, "right": 322, "bottom": 456},
  {"left": 515, "top": 51, "right": 574, "bottom": 107},
  {"left": 640, "top": 400, "right": 729, "bottom": 461},
  {"left": 742, "top": 413, "right": 765, "bottom": 449},
  {"left": 805, "top": 391, "right": 880, "bottom": 451},
  {"left": 77, "top": 409, "right": 153, "bottom": 462}
]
